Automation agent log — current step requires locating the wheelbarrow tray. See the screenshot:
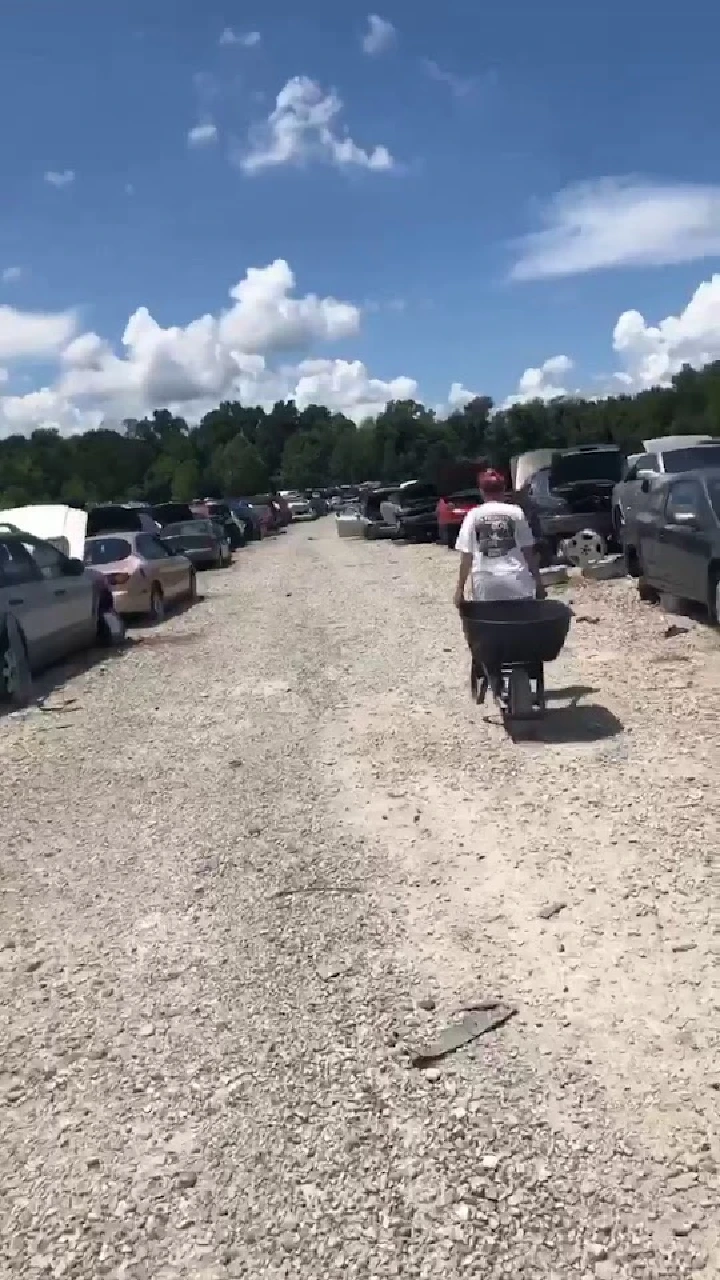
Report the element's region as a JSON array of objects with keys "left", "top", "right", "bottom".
[{"left": 459, "top": 598, "right": 572, "bottom": 669}]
